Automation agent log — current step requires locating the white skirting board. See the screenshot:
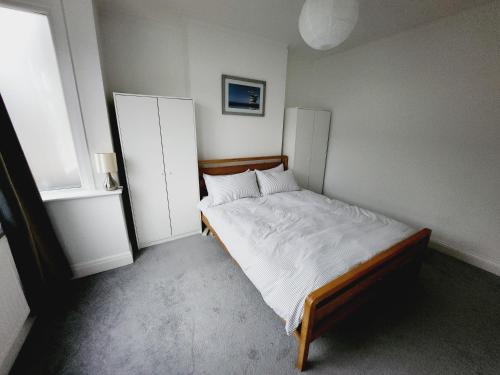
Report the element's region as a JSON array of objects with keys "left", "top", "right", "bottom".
[
  {"left": 430, "top": 240, "right": 500, "bottom": 277},
  {"left": 71, "top": 251, "right": 133, "bottom": 279}
]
